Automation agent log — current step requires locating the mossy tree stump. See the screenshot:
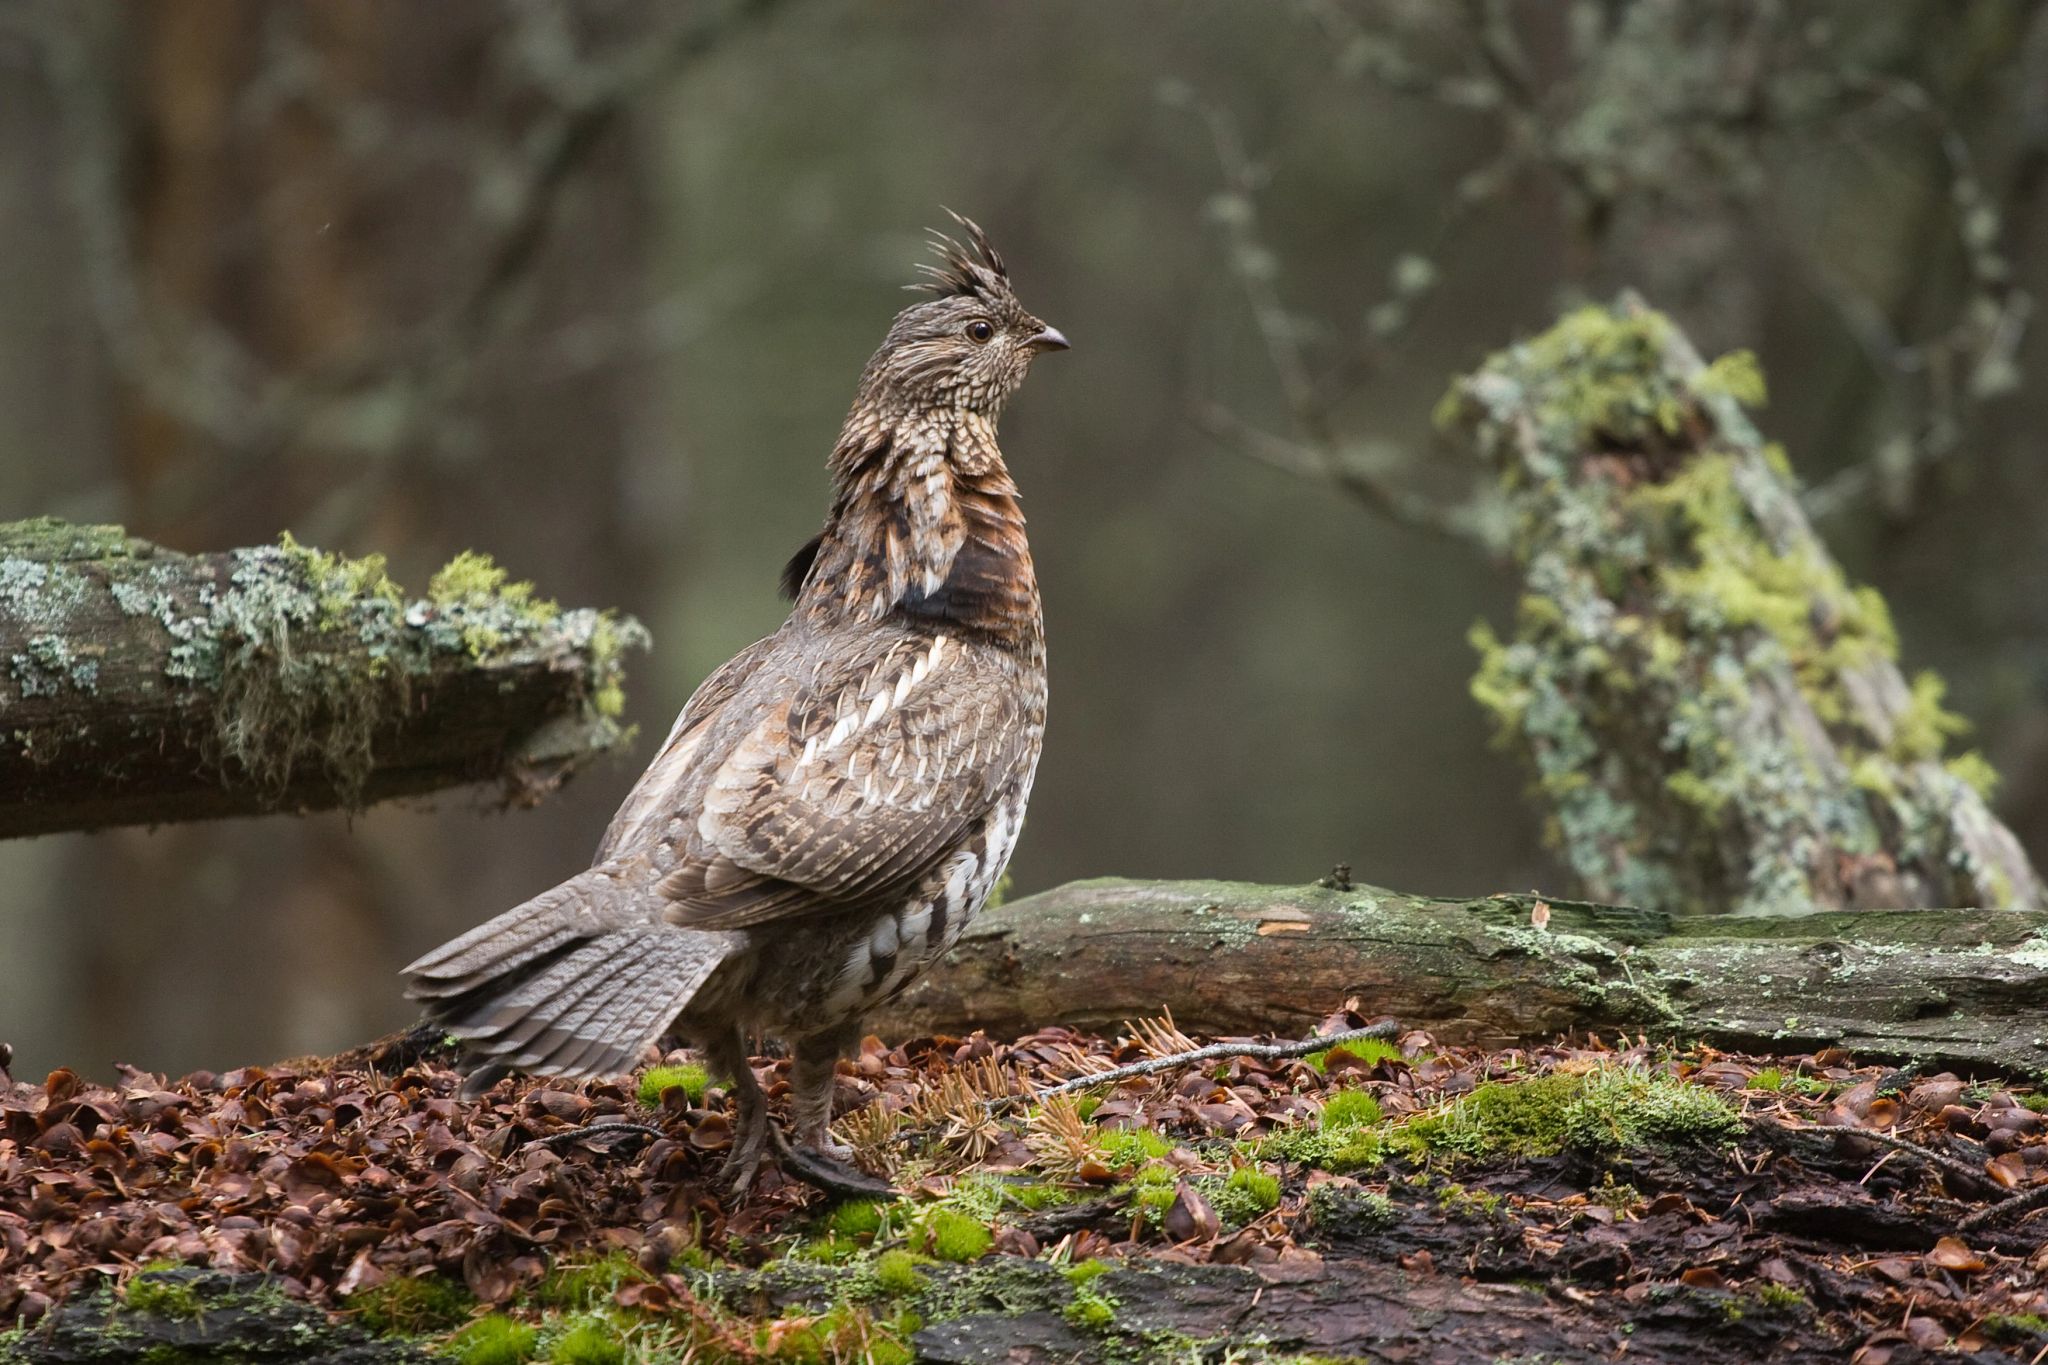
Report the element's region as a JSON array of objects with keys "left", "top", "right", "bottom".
[
  {"left": 1446, "top": 298, "right": 2043, "bottom": 914},
  {"left": 0, "top": 518, "right": 647, "bottom": 838}
]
